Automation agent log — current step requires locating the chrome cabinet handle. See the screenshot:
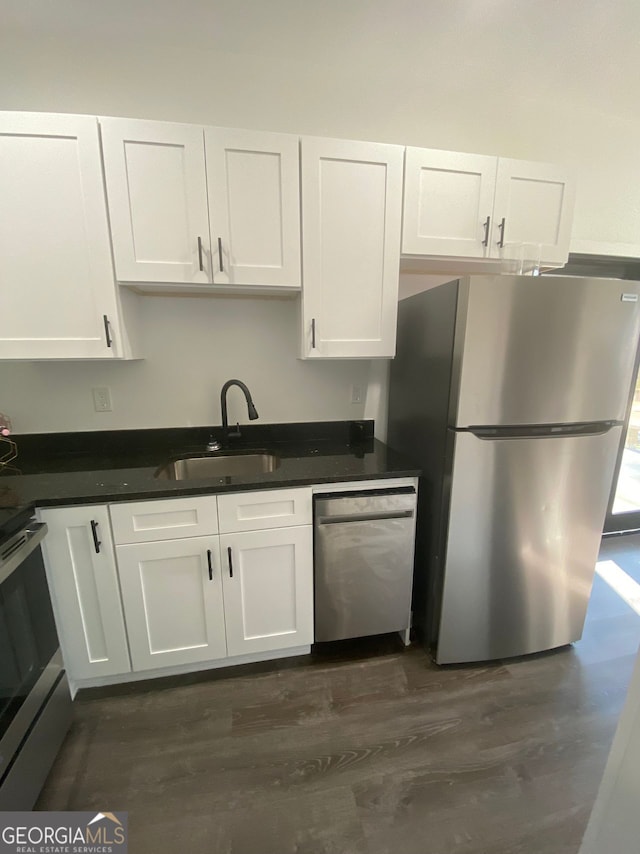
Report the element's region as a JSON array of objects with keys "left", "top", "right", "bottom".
[
  {"left": 227, "top": 546, "right": 233, "bottom": 578},
  {"left": 90, "top": 519, "right": 101, "bottom": 554},
  {"left": 482, "top": 215, "right": 491, "bottom": 247},
  {"left": 218, "top": 237, "right": 224, "bottom": 273},
  {"left": 207, "top": 549, "right": 214, "bottom": 581},
  {"left": 497, "top": 217, "right": 506, "bottom": 248},
  {"left": 197, "top": 236, "right": 204, "bottom": 272},
  {"left": 103, "top": 315, "right": 112, "bottom": 348},
  {"left": 311, "top": 318, "right": 316, "bottom": 349}
]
